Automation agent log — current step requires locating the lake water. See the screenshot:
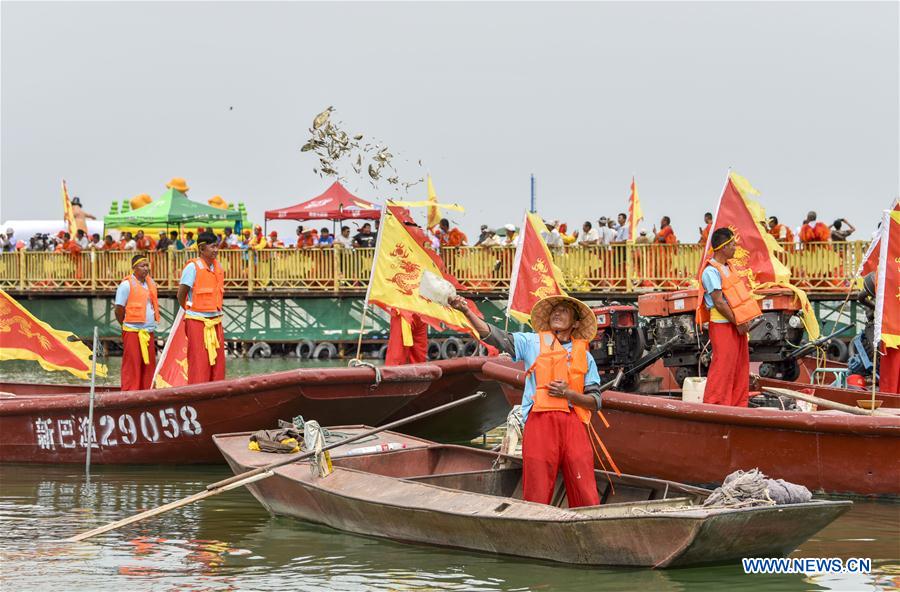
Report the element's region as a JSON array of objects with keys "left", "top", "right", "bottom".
[{"left": 1, "top": 358, "right": 898, "bottom": 591}]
